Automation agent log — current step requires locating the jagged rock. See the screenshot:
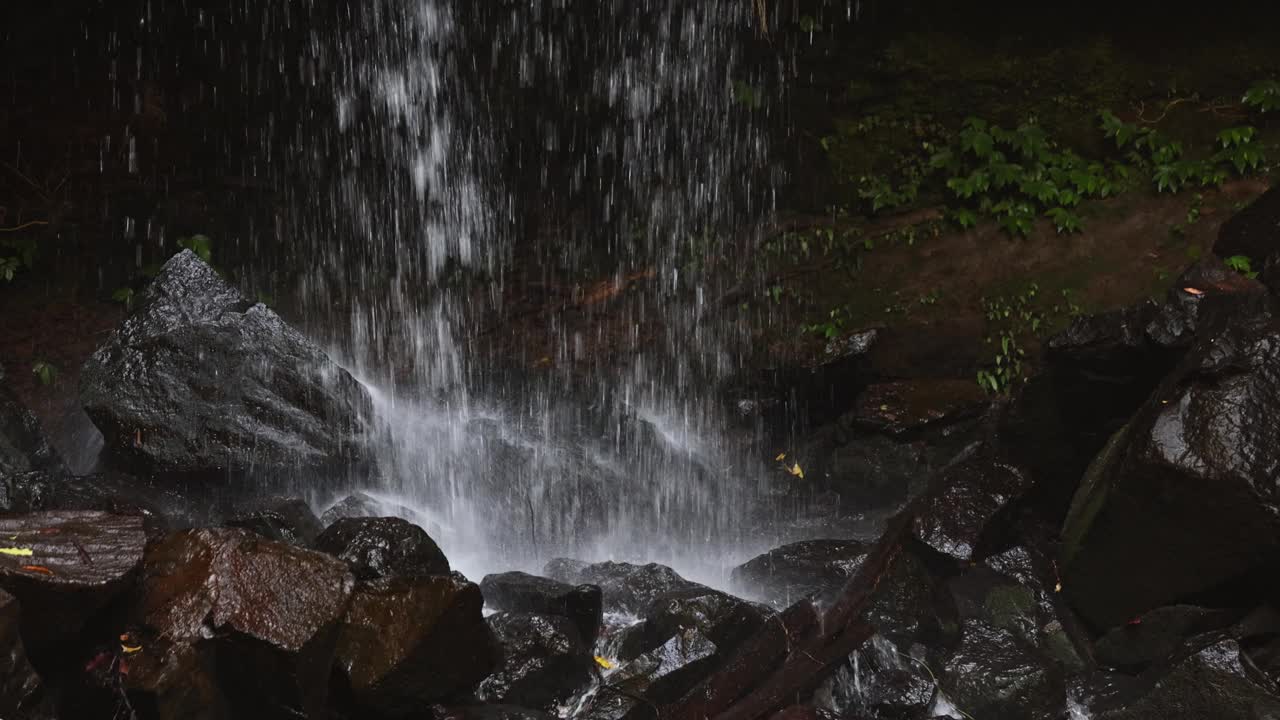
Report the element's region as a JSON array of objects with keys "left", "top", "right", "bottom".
[
  {"left": 80, "top": 249, "right": 376, "bottom": 476},
  {"left": 1062, "top": 314, "right": 1280, "bottom": 629},
  {"left": 477, "top": 612, "right": 595, "bottom": 711},
  {"left": 481, "top": 571, "right": 604, "bottom": 645},
  {"left": 1097, "top": 639, "right": 1280, "bottom": 719},
  {"left": 138, "top": 527, "right": 354, "bottom": 717},
  {"left": 335, "top": 574, "right": 494, "bottom": 715},
  {"left": 850, "top": 379, "right": 988, "bottom": 437},
  {"left": 0, "top": 511, "right": 145, "bottom": 652},
  {"left": 1216, "top": 182, "right": 1280, "bottom": 265},
  {"left": 226, "top": 497, "right": 324, "bottom": 546},
  {"left": 766, "top": 706, "right": 842, "bottom": 720},
  {"left": 315, "top": 516, "right": 450, "bottom": 581},
  {"left": 320, "top": 492, "right": 385, "bottom": 525},
  {"left": 544, "top": 560, "right": 700, "bottom": 615},
  {"left": 0, "top": 380, "right": 63, "bottom": 480},
  {"left": 0, "top": 588, "right": 43, "bottom": 718},
  {"left": 731, "top": 539, "right": 870, "bottom": 608},
  {"left": 816, "top": 634, "right": 934, "bottom": 719},
  {"left": 911, "top": 448, "right": 1030, "bottom": 562},
  {"left": 122, "top": 636, "right": 230, "bottom": 720},
  {"left": 581, "top": 629, "right": 719, "bottom": 720},
  {"left": 0, "top": 470, "right": 200, "bottom": 536},
  {"left": 616, "top": 586, "right": 766, "bottom": 663},
  {"left": 1095, "top": 606, "right": 1239, "bottom": 672},
  {"left": 938, "top": 619, "right": 1066, "bottom": 720}
]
